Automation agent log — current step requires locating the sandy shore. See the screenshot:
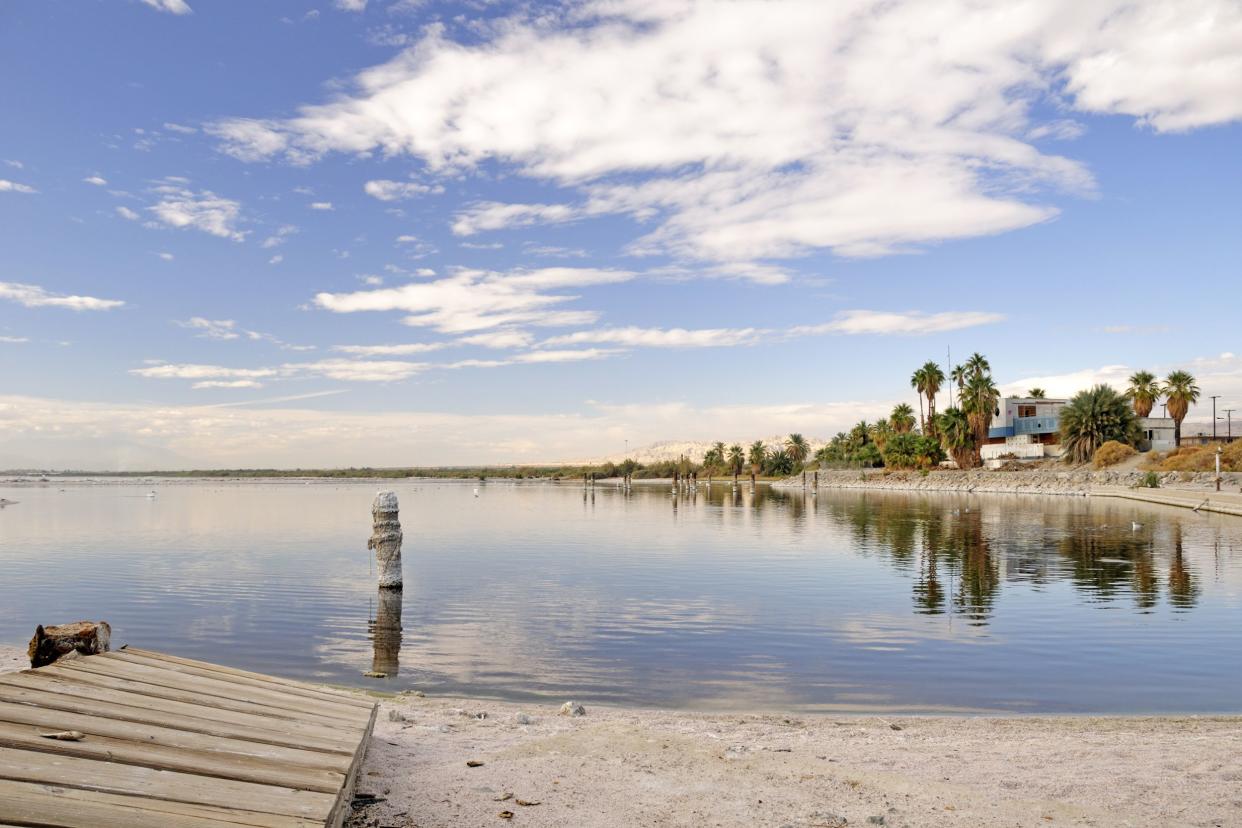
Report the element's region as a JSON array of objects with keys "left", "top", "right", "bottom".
[
  {"left": 4, "top": 646, "right": 1240, "bottom": 827},
  {"left": 345, "top": 693, "right": 1242, "bottom": 828}
]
